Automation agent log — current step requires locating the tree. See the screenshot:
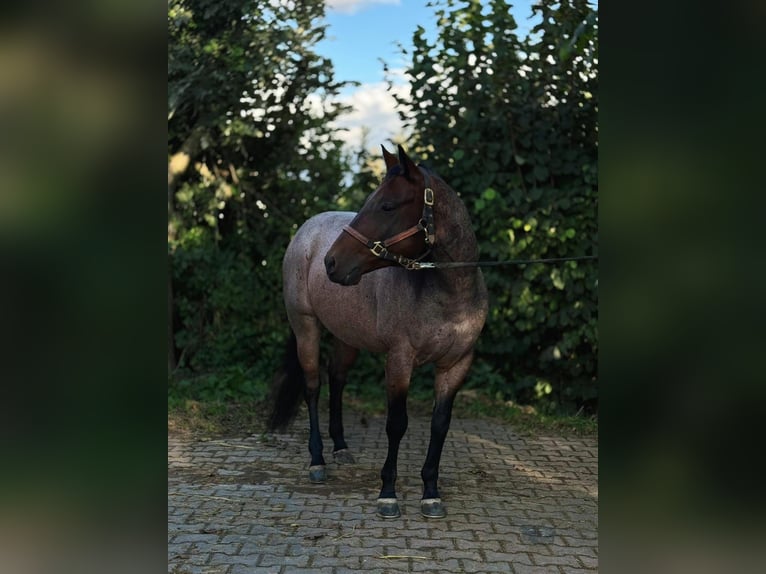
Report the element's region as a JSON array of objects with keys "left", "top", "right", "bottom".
[
  {"left": 391, "top": 0, "right": 598, "bottom": 412},
  {"left": 168, "top": 0, "right": 350, "bottom": 376}
]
